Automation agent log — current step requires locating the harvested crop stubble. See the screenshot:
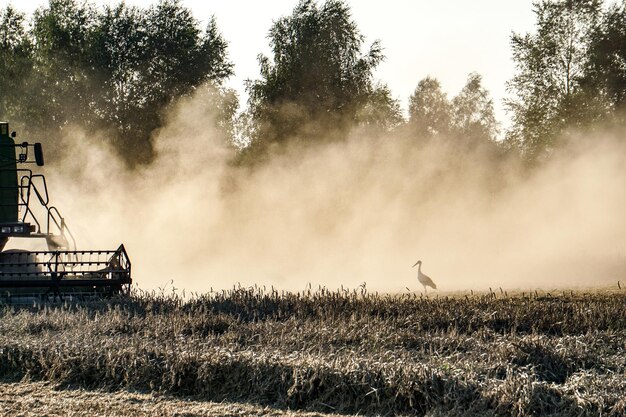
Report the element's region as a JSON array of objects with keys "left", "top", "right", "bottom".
[
  {"left": 0, "top": 381, "right": 342, "bottom": 416},
  {"left": 0, "top": 288, "right": 624, "bottom": 416}
]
